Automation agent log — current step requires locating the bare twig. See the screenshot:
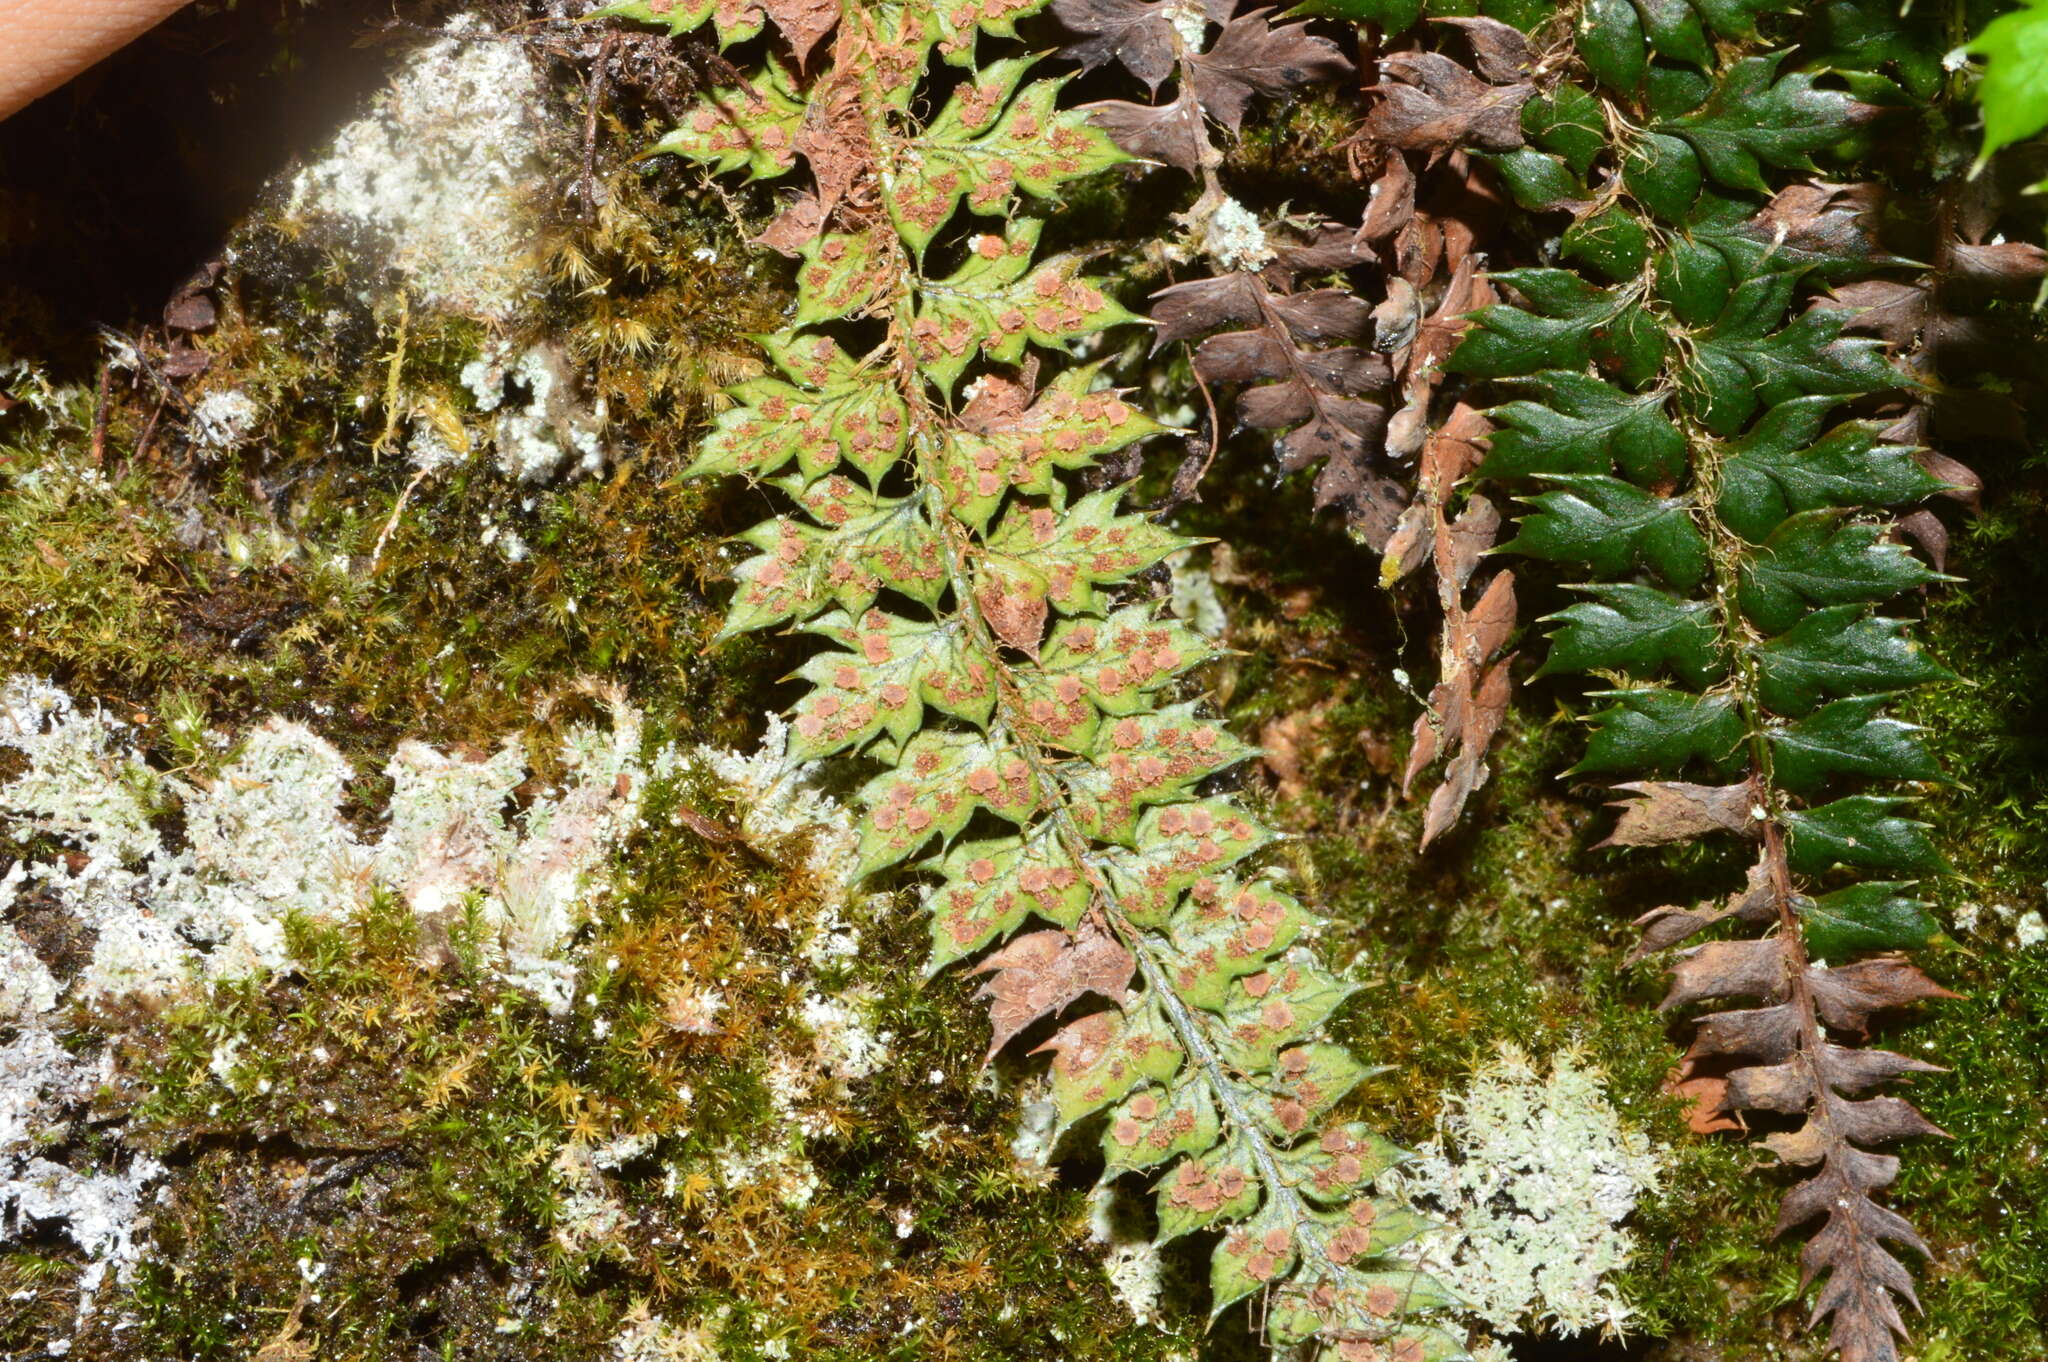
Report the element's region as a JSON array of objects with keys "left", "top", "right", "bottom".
[{"left": 579, "top": 31, "right": 620, "bottom": 221}]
